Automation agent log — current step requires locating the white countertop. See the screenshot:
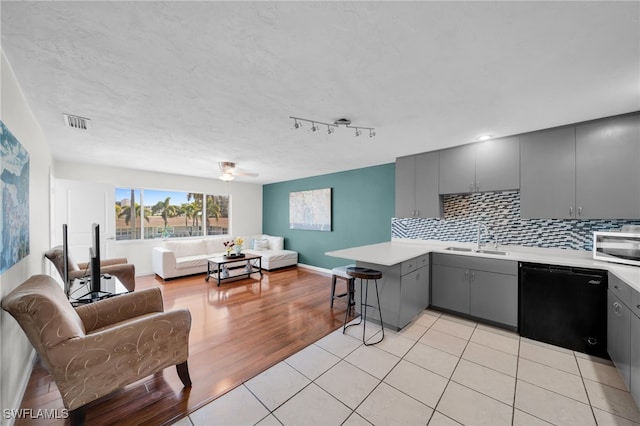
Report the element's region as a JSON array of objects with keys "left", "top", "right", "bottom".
[{"left": 325, "top": 239, "right": 640, "bottom": 292}]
